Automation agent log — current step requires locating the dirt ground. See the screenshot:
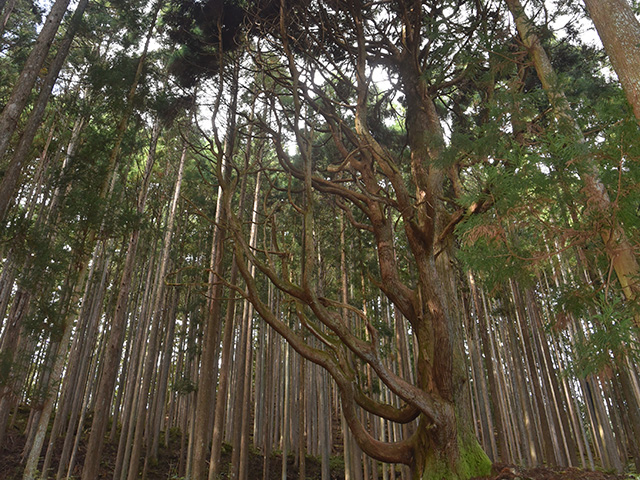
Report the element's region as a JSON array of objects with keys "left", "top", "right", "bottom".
[
  {"left": 0, "top": 420, "right": 635, "bottom": 480},
  {"left": 472, "top": 463, "right": 634, "bottom": 480}
]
